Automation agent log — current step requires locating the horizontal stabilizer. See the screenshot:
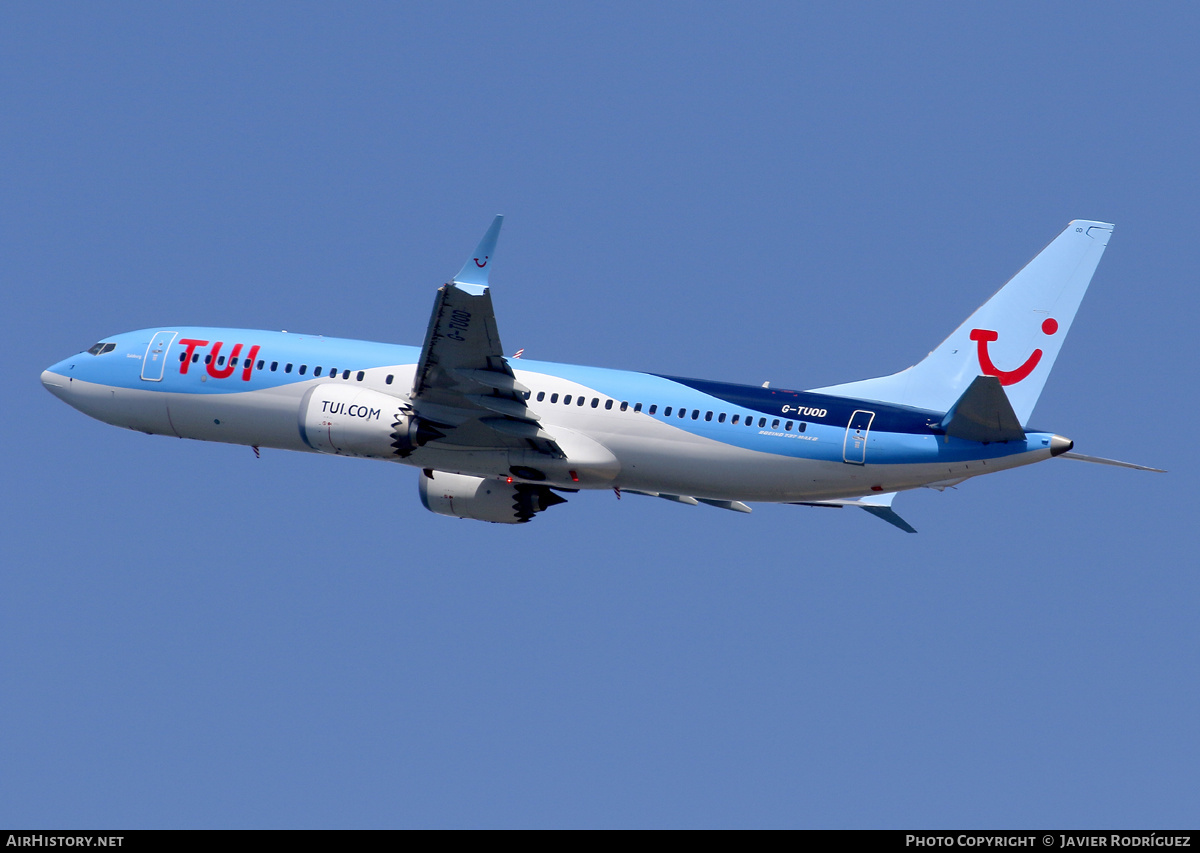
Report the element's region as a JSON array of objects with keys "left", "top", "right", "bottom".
[
  {"left": 940, "top": 375, "right": 1025, "bottom": 443},
  {"left": 1058, "top": 451, "right": 1166, "bottom": 473},
  {"left": 790, "top": 492, "right": 917, "bottom": 533}
]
